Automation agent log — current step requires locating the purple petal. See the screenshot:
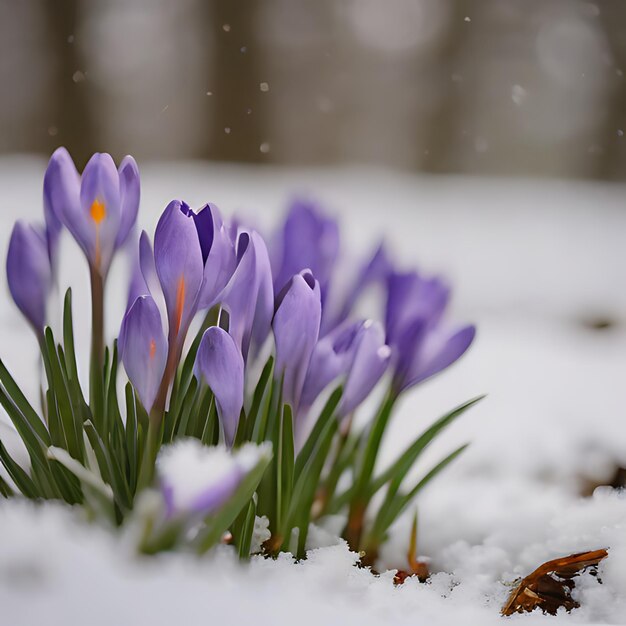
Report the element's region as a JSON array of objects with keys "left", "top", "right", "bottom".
[
  {"left": 272, "top": 199, "right": 339, "bottom": 303},
  {"left": 399, "top": 324, "right": 476, "bottom": 392},
  {"left": 76, "top": 153, "right": 122, "bottom": 273},
  {"left": 116, "top": 155, "right": 140, "bottom": 247},
  {"left": 339, "top": 321, "right": 390, "bottom": 415},
  {"left": 327, "top": 243, "right": 392, "bottom": 332},
  {"left": 196, "top": 204, "right": 237, "bottom": 310},
  {"left": 6, "top": 222, "right": 52, "bottom": 330},
  {"left": 43, "top": 147, "right": 80, "bottom": 261},
  {"left": 273, "top": 270, "right": 322, "bottom": 410},
  {"left": 250, "top": 233, "right": 274, "bottom": 353},
  {"left": 153, "top": 201, "right": 204, "bottom": 338},
  {"left": 221, "top": 231, "right": 271, "bottom": 358},
  {"left": 196, "top": 327, "right": 244, "bottom": 446},
  {"left": 119, "top": 295, "right": 167, "bottom": 412},
  {"left": 300, "top": 321, "right": 360, "bottom": 409},
  {"left": 385, "top": 271, "right": 449, "bottom": 345}
]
